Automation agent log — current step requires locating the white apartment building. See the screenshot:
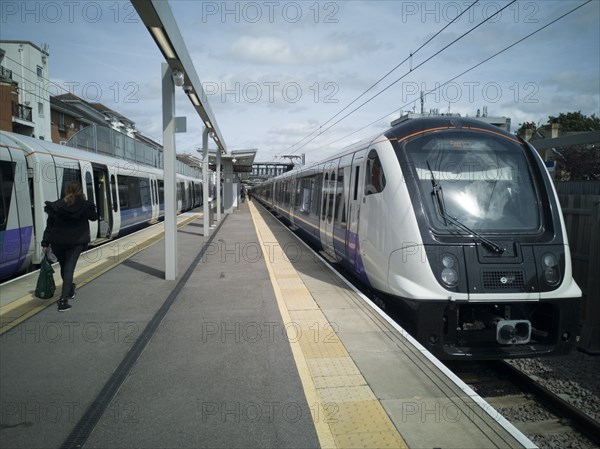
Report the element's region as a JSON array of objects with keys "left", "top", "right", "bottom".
[{"left": 0, "top": 40, "right": 51, "bottom": 140}]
